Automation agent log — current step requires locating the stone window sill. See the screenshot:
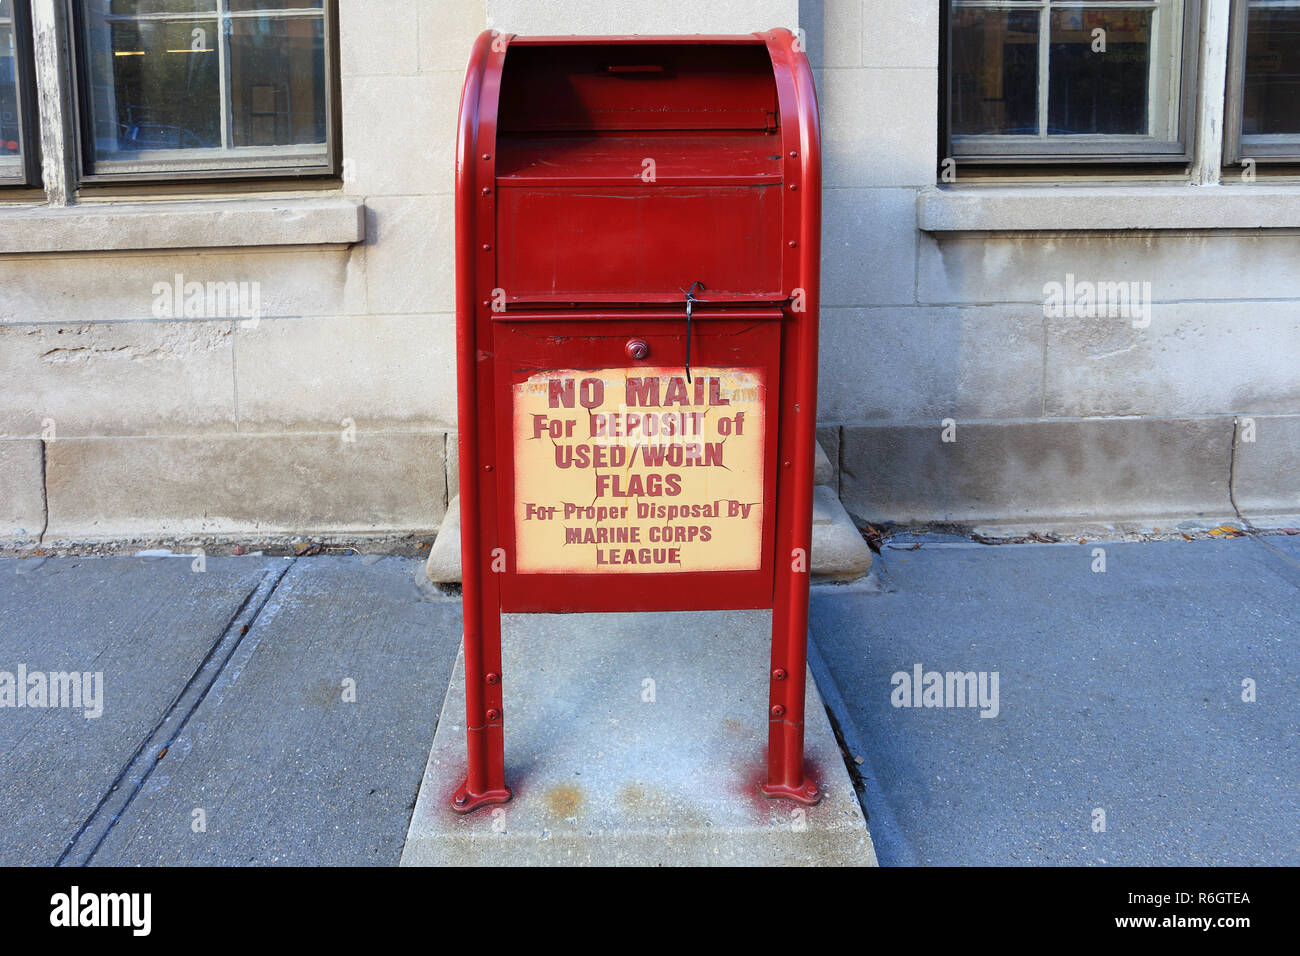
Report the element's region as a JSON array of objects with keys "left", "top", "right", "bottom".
[
  {"left": 0, "top": 197, "right": 366, "bottom": 254},
  {"left": 917, "top": 184, "right": 1300, "bottom": 233}
]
